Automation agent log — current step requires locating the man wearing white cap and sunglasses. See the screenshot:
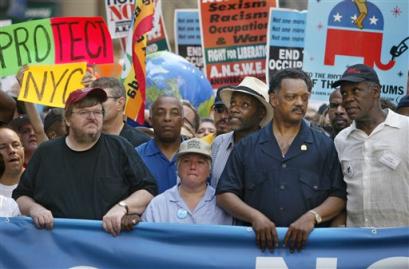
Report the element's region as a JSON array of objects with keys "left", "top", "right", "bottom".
[{"left": 211, "top": 76, "right": 274, "bottom": 188}]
